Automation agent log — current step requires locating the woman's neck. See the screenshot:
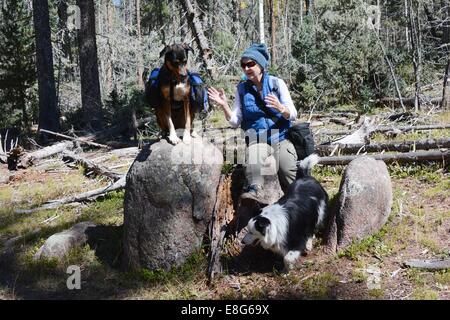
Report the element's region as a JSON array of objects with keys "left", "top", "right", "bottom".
[{"left": 251, "top": 72, "right": 264, "bottom": 90}]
